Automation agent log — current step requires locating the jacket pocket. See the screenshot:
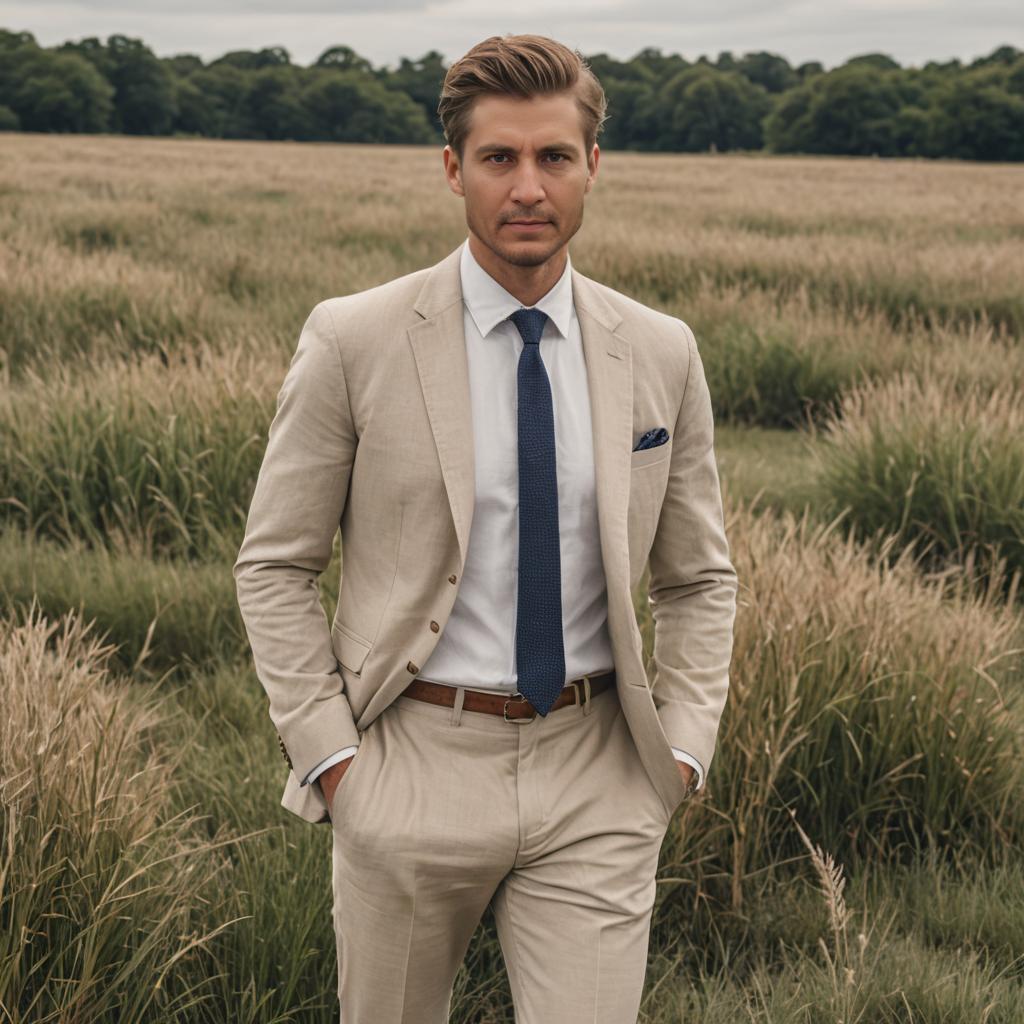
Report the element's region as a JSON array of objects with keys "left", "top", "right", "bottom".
[
  {"left": 630, "top": 440, "right": 672, "bottom": 470},
  {"left": 332, "top": 621, "right": 373, "bottom": 675}
]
